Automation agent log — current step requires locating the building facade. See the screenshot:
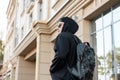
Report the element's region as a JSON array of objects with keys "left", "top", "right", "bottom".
[{"left": 2, "top": 0, "right": 120, "bottom": 80}]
